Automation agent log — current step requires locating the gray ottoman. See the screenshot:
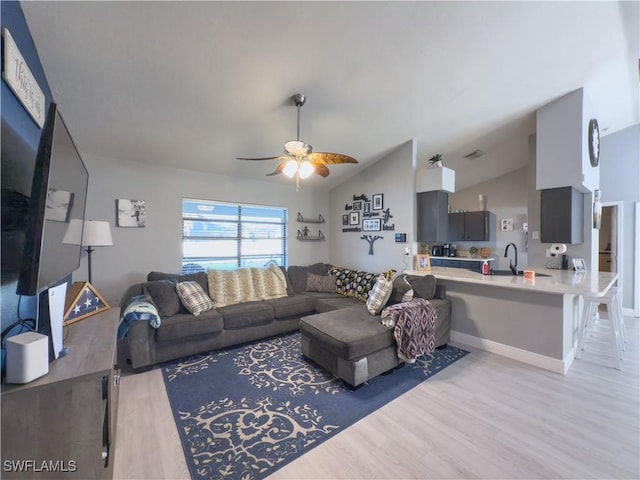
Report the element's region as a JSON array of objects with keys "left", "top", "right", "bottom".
[{"left": 299, "top": 305, "right": 401, "bottom": 387}]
